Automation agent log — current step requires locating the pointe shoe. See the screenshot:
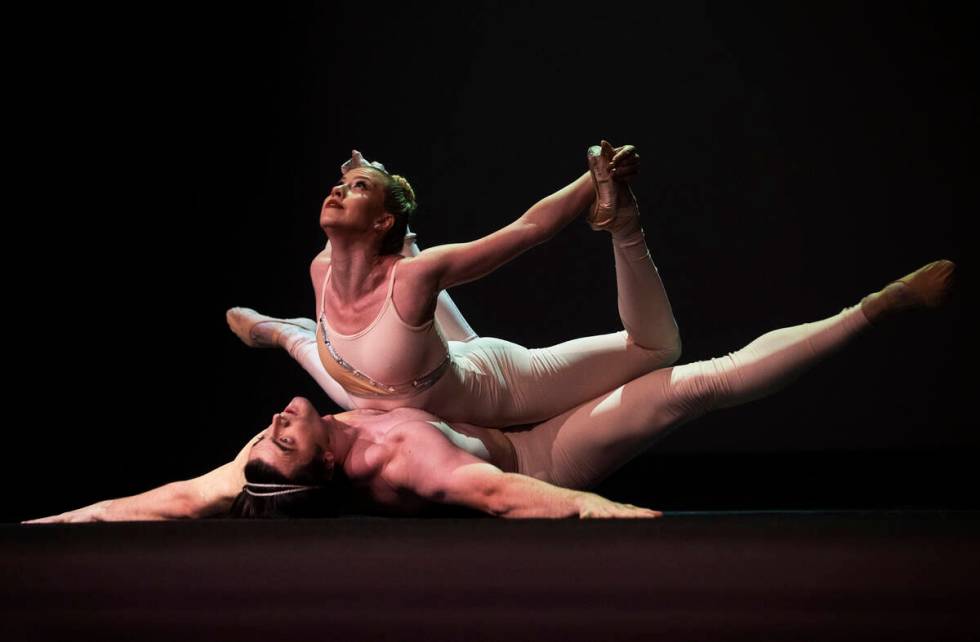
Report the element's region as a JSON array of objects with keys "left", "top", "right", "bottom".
[
  {"left": 586, "top": 141, "right": 617, "bottom": 230},
  {"left": 860, "top": 260, "right": 956, "bottom": 323},
  {"left": 226, "top": 307, "right": 318, "bottom": 348},
  {"left": 586, "top": 141, "right": 640, "bottom": 233},
  {"left": 611, "top": 182, "right": 641, "bottom": 235}
]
